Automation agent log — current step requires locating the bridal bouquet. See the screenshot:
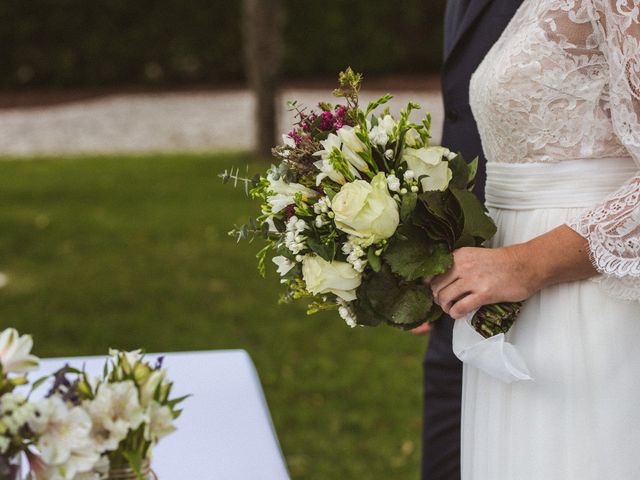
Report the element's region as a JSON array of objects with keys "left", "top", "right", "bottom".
[{"left": 225, "top": 69, "right": 520, "bottom": 337}]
